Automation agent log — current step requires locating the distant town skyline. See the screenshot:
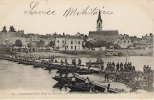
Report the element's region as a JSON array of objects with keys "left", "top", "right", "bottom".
[{"left": 0, "top": 0, "right": 153, "bottom": 38}]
